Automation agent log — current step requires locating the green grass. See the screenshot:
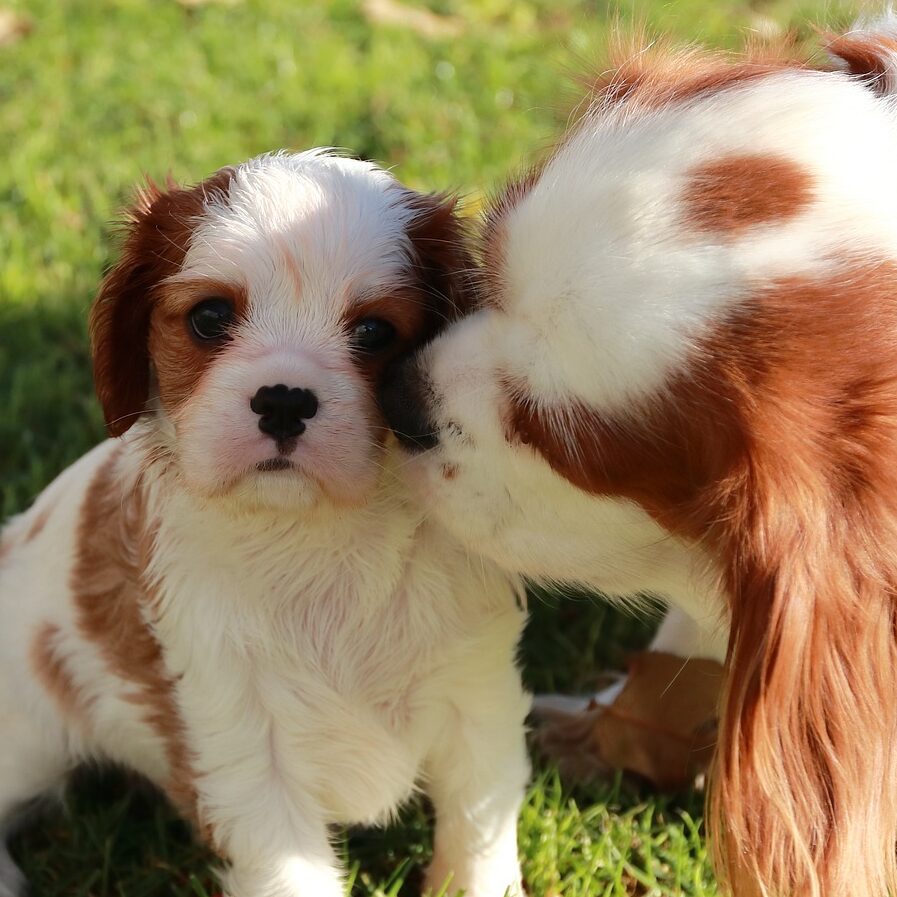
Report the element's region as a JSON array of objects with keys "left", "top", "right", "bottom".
[{"left": 0, "top": 0, "right": 858, "bottom": 894}]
